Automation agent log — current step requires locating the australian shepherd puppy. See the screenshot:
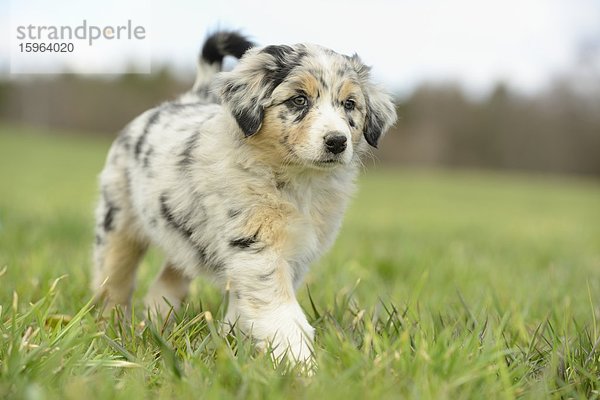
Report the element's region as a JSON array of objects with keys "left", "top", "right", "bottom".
[{"left": 92, "top": 31, "right": 396, "bottom": 366}]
